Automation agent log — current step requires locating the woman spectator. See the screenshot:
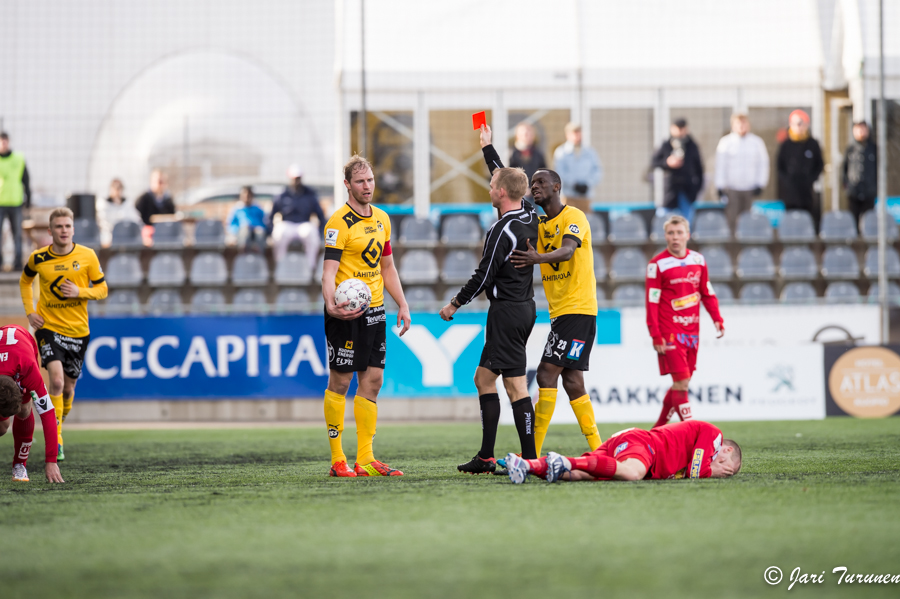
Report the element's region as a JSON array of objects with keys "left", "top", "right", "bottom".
[{"left": 96, "top": 178, "right": 141, "bottom": 246}]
